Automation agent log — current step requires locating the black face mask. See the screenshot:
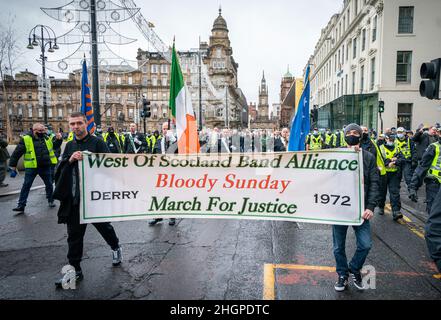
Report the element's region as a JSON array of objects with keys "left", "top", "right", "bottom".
[
  {"left": 36, "top": 132, "right": 45, "bottom": 138},
  {"left": 345, "top": 135, "right": 360, "bottom": 146},
  {"left": 362, "top": 133, "right": 369, "bottom": 141}
]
